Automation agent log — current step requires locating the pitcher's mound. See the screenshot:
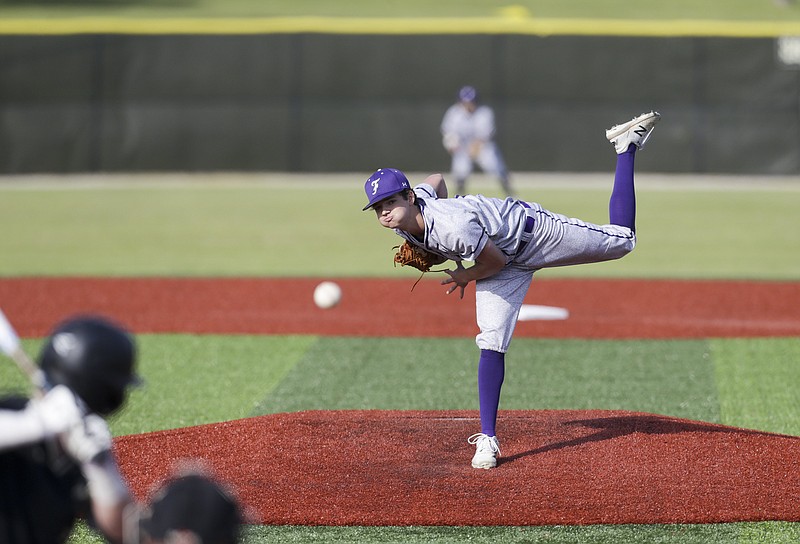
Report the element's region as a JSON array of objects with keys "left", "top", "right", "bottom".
[{"left": 115, "top": 410, "right": 800, "bottom": 526}]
